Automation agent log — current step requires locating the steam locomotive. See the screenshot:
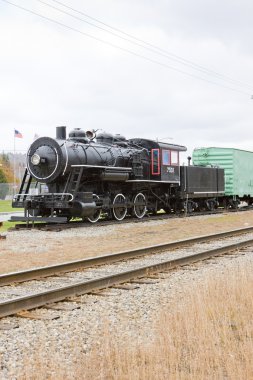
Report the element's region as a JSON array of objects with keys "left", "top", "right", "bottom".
[{"left": 11, "top": 126, "right": 225, "bottom": 224}]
